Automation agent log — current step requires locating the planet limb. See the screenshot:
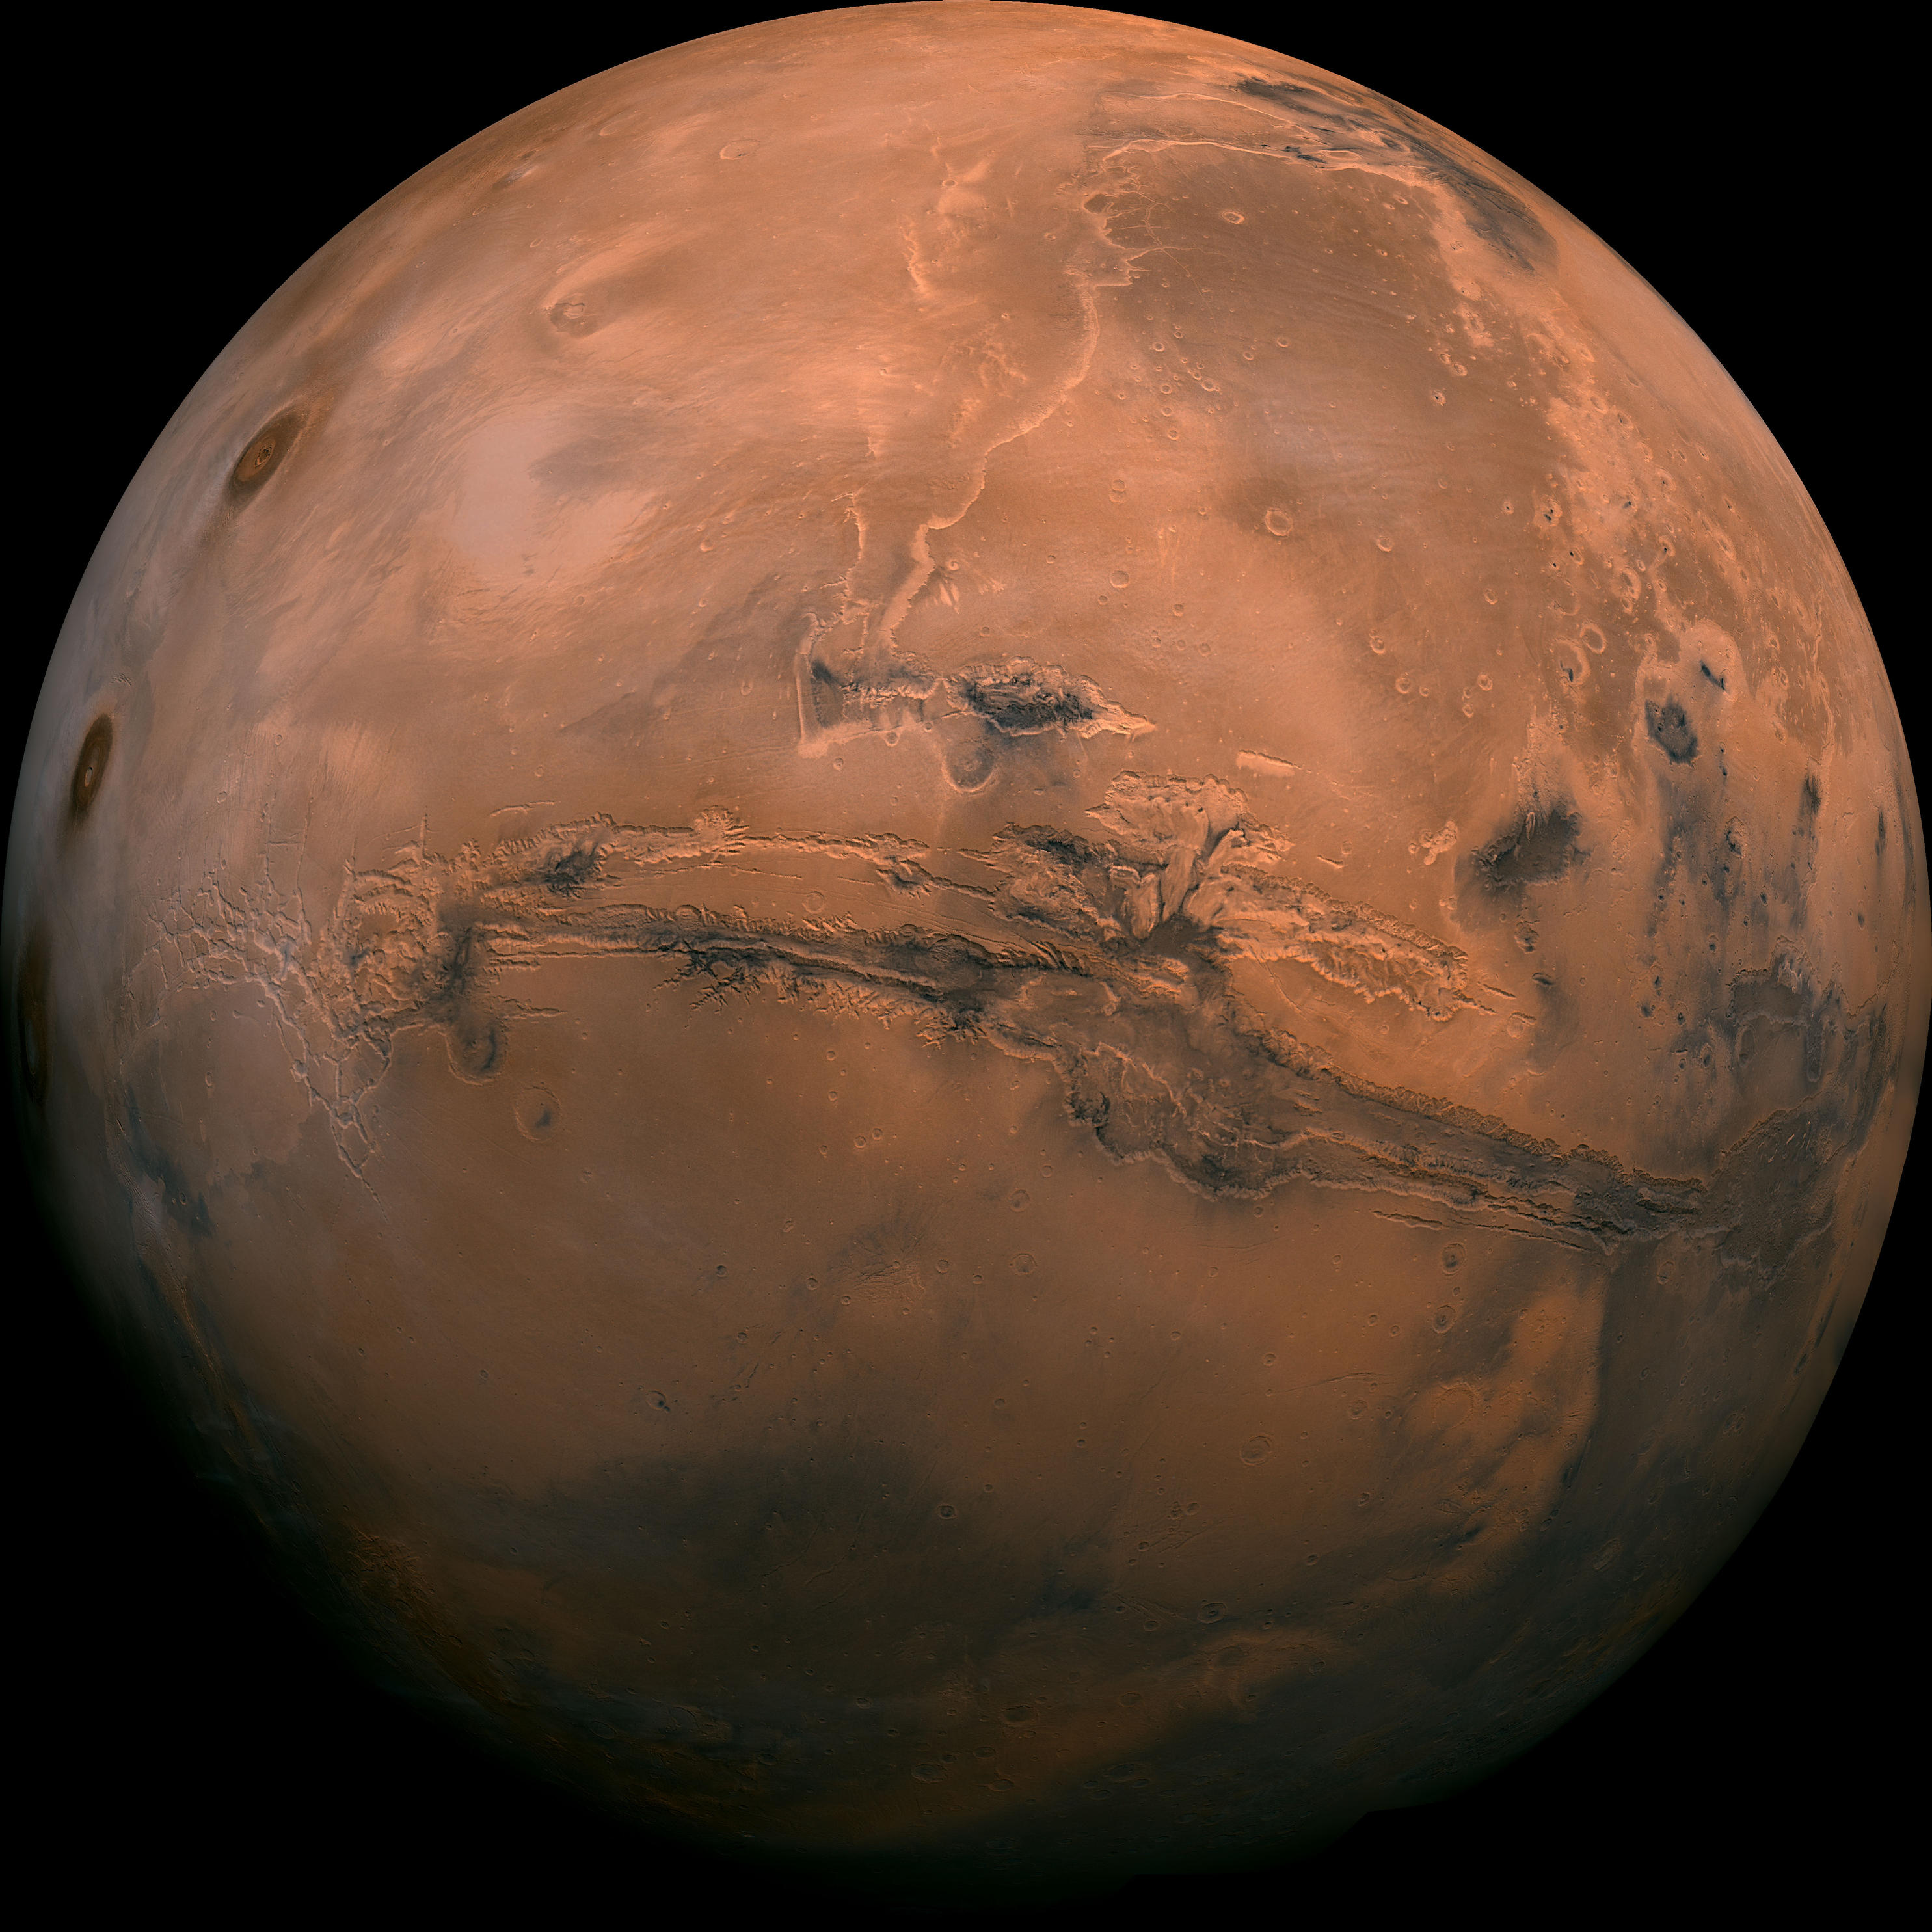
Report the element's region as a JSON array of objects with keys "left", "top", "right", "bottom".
[{"left": 7, "top": 3, "right": 1925, "bottom": 1898}]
